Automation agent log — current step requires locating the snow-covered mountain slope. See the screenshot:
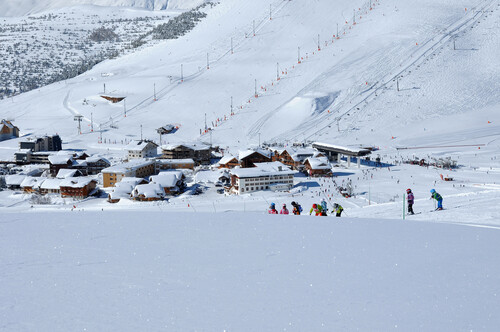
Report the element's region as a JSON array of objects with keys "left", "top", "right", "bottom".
[
  {"left": 1, "top": 0, "right": 498, "bottom": 152},
  {"left": 1, "top": 211, "right": 499, "bottom": 330},
  {"left": 0, "top": 0, "right": 206, "bottom": 17}
]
